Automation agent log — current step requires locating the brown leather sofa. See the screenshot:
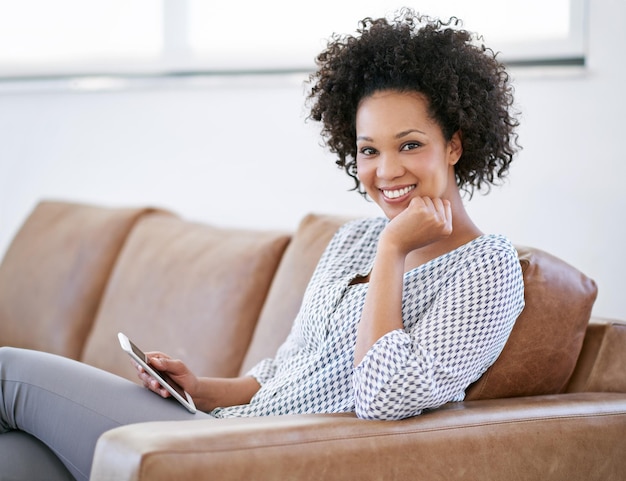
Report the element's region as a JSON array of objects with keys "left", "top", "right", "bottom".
[{"left": 1, "top": 200, "right": 625, "bottom": 481}]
